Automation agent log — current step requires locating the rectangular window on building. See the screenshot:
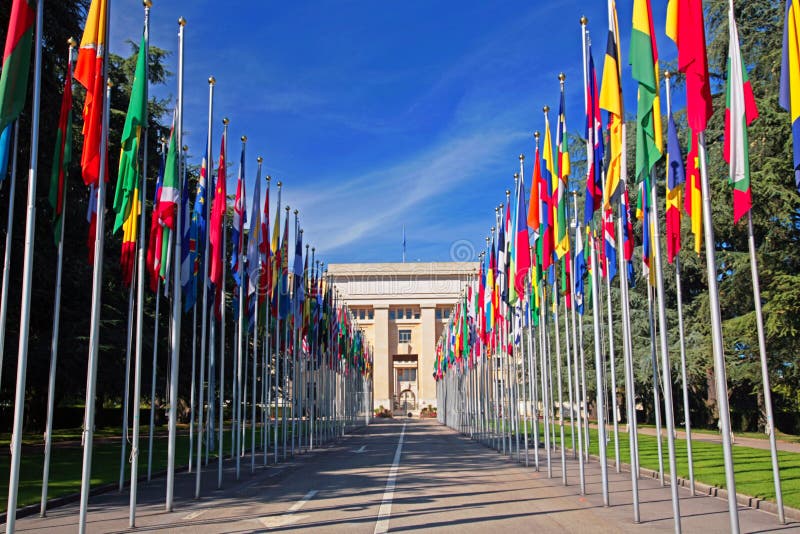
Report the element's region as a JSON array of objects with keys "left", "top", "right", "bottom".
[
  {"left": 405, "top": 308, "right": 412, "bottom": 319},
  {"left": 398, "top": 329, "right": 411, "bottom": 343},
  {"left": 368, "top": 309, "right": 374, "bottom": 320},
  {"left": 435, "top": 308, "right": 442, "bottom": 320},
  {"left": 389, "top": 309, "right": 396, "bottom": 320},
  {"left": 444, "top": 308, "right": 450, "bottom": 319},
  {"left": 359, "top": 309, "right": 365, "bottom": 320},
  {"left": 414, "top": 309, "right": 420, "bottom": 319}
]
